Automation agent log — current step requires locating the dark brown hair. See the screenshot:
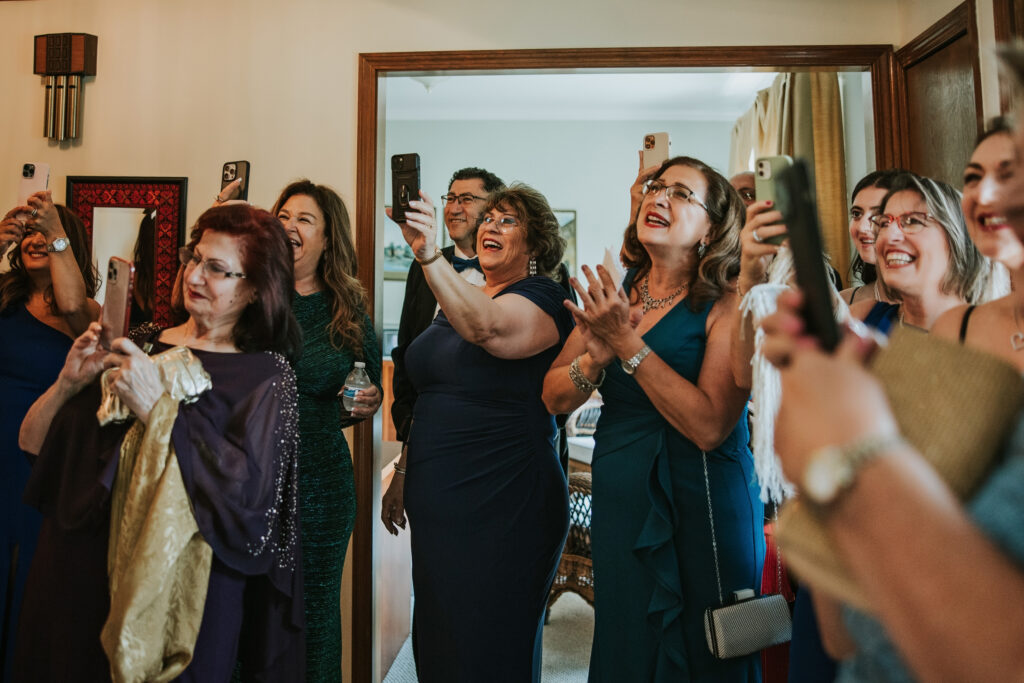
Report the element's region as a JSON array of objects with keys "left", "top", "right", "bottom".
[
  {"left": 272, "top": 179, "right": 367, "bottom": 356},
  {"left": 479, "top": 183, "right": 566, "bottom": 279}
]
